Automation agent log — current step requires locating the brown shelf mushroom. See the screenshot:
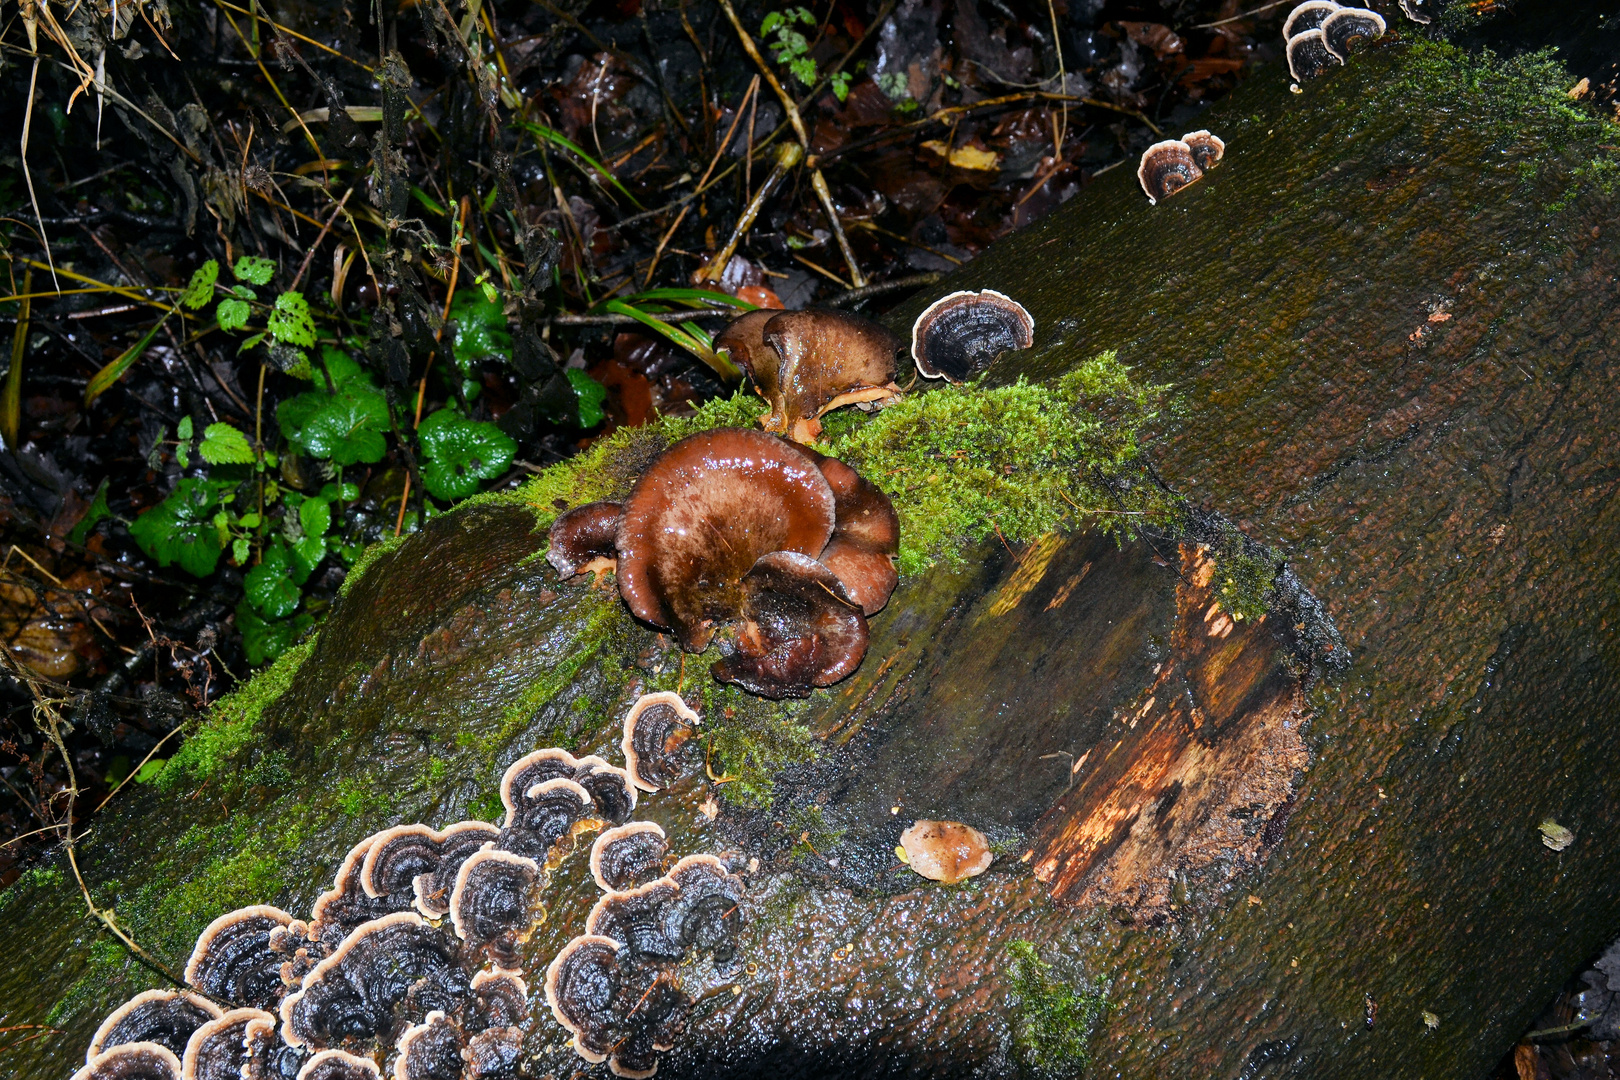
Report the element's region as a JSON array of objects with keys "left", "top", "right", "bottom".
[
  {"left": 586, "top": 879, "right": 686, "bottom": 961},
  {"left": 544, "top": 935, "right": 688, "bottom": 1079},
  {"left": 546, "top": 501, "right": 623, "bottom": 578},
  {"left": 1181, "top": 130, "right": 1226, "bottom": 172},
  {"left": 392, "top": 1010, "right": 464, "bottom": 1080},
  {"left": 500, "top": 748, "right": 637, "bottom": 827},
  {"left": 806, "top": 452, "right": 900, "bottom": 616},
  {"left": 449, "top": 848, "right": 542, "bottom": 963},
  {"left": 1321, "top": 7, "right": 1385, "bottom": 59},
  {"left": 712, "top": 551, "right": 869, "bottom": 699},
  {"left": 242, "top": 1013, "right": 306, "bottom": 1080},
  {"left": 662, "top": 854, "right": 747, "bottom": 967},
  {"left": 309, "top": 836, "right": 414, "bottom": 949},
  {"left": 464, "top": 1027, "right": 523, "bottom": 1077},
  {"left": 496, "top": 775, "right": 595, "bottom": 863},
  {"left": 295, "top": 1049, "right": 381, "bottom": 1080},
  {"left": 909, "top": 290, "right": 1035, "bottom": 383},
  {"left": 570, "top": 755, "right": 639, "bottom": 824},
  {"left": 1137, "top": 140, "right": 1205, "bottom": 205},
  {"left": 590, "top": 822, "right": 670, "bottom": 893},
  {"left": 359, "top": 821, "right": 501, "bottom": 918},
  {"left": 185, "top": 906, "right": 295, "bottom": 1012},
  {"left": 620, "top": 693, "right": 701, "bottom": 793},
  {"left": 73, "top": 1044, "right": 184, "bottom": 1080},
  {"left": 181, "top": 1008, "right": 274, "bottom": 1080},
  {"left": 899, "top": 820, "right": 994, "bottom": 885},
  {"left": 1281, "top": 0, "right": 1339, "bottom": 38},
  {"left": 467, "top": 968, "right": 530, "bottom": 1030},
  {"left": 89, "top": 990, "right": 224, "bottom": 1063},
  {"left": 1286, "top": 29, "right": 1342, "bottom": 83},
  {"left": 1399, "top": 0, "right": 1431, "bottom": 24}
]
